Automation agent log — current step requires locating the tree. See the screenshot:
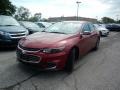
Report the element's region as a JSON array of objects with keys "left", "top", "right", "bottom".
[
  {"left": 34, "top": 13, "right": 42, "bottom": 21},
  {"left": 101, "top": 17, "right": 115, "bottom": 23},
  {"left": 29, "top": 13, "right": 42, "bottom": 22},
  {"left": 0, "top": 0, "right": 16, "bottom": 15},
  {"left": 116, "top": 20, "right": 120, "bottom": 23},
  {"left": 42, "top": 18, "right": 48, "bottom": 22},
  {"left": 14, "top": 7, "right": 30, "bottom": 21}
]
